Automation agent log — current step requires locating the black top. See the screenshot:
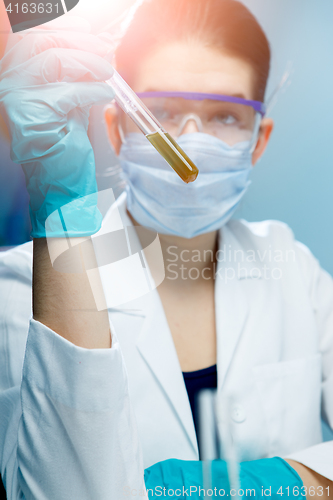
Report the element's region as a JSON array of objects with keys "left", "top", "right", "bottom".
[
  {"left": 0, "top": 474, "right": 6, "bottom": 499},
  {"left": 182, "top": 364, "right": 217, "bottom": 446}
]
